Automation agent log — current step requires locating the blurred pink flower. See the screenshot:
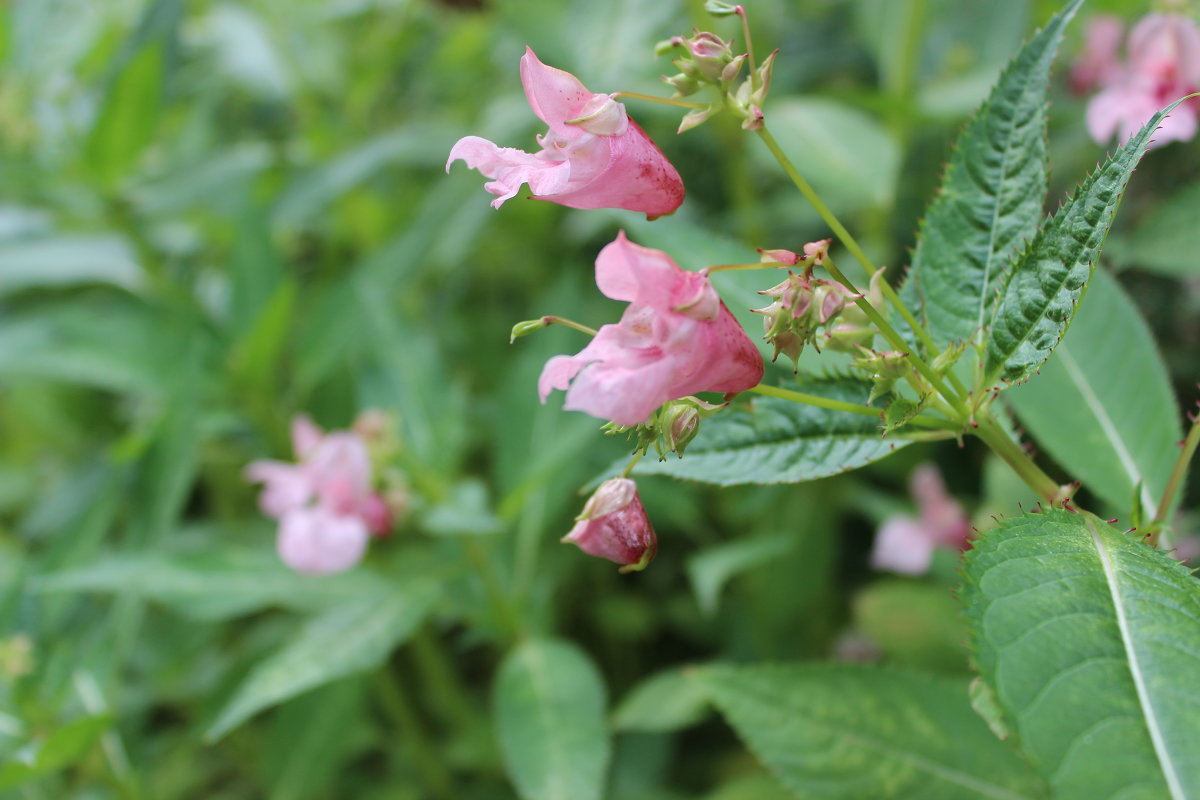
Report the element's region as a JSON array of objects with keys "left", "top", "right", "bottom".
[
  {"left": 870, "top": 463, "right": 970, "bottom": 576},
  {"left": 245, "top": 416, "right": 392, "bottom": 574},
  {"left": 563, "top": 478, "right": 657, "bottom": 572},
  {"left": 538, "top": 232, "right": 763, "bottom": 426},
  {"left": 1071, "top": 15, "right": 1125, "bottom": 93},
  {"left": 446, "top": 48, "right": 684, "bottom": 218},
  {"left": 1082, "top": 13, "right": 1200, "bottom": 148}
]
